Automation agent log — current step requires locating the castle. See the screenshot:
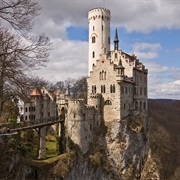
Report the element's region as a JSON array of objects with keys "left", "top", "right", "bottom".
[
  {"left": 21, "top": 7, "right": 148, "bottom": 155},
  {"left": 57, "top": 7, "right": 148, "bottom": 153}
]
